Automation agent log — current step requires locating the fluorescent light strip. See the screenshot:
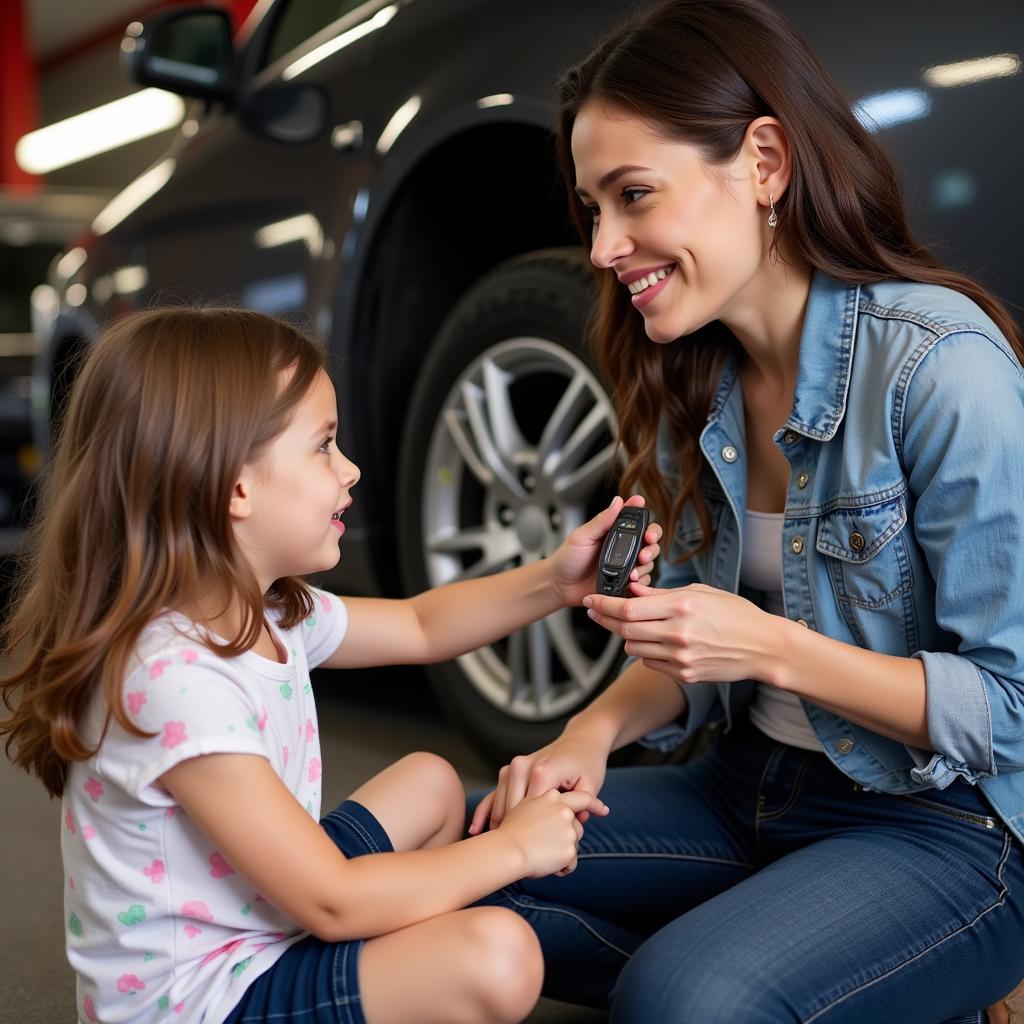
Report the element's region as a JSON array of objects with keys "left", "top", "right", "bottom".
[
  {"left": 15, "top": 89, "right": 185, "bottom": 175},
  {"left": 852, "top": 88, "right": 932, "bottom": 132},
  {"left": 924, "top": 53, "right": 1021, "bottom": 88}
]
